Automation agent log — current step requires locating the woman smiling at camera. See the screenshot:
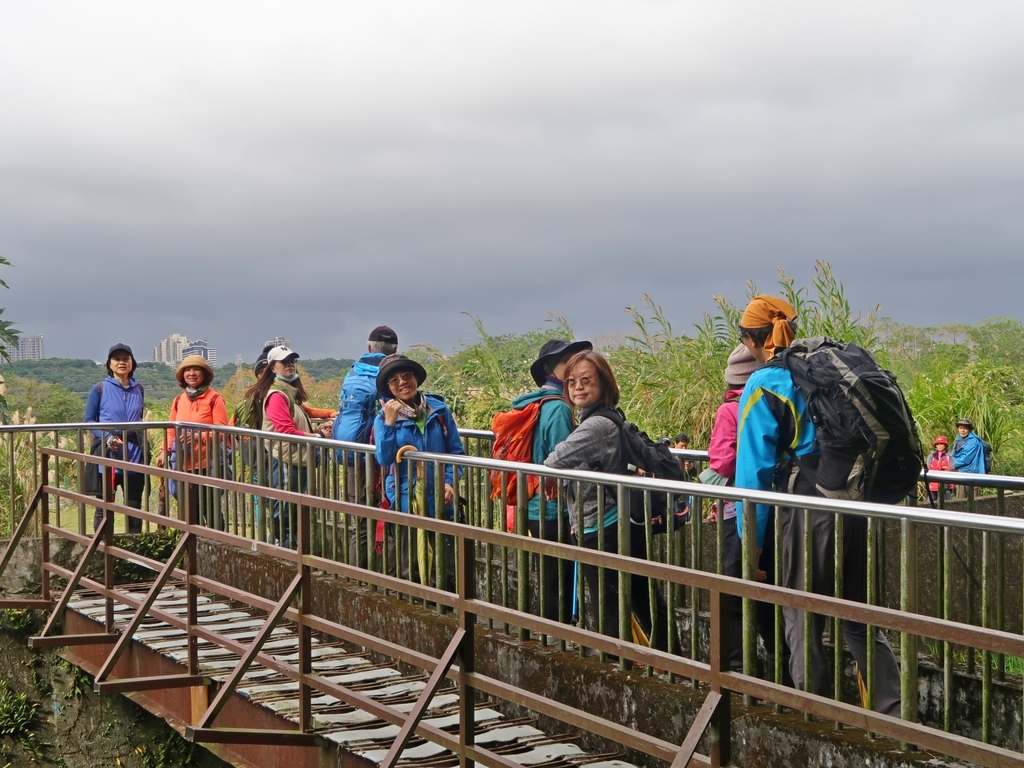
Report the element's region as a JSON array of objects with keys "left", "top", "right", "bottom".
[
  {"left": 373, "top": 354, "right": 464, "bottom": 587},
  {"left": 544, "top": 349, "right": 671, "bottom": 652},
  {"left": 155, "top": 355, "right": 229, "bottom": 529}
]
